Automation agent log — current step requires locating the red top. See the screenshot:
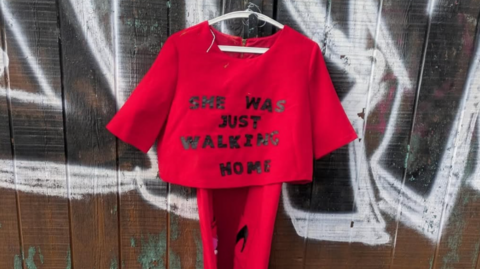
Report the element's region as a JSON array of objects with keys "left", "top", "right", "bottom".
[{"left": 106, "top": 20, "right": 358, "bottom": 188}]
